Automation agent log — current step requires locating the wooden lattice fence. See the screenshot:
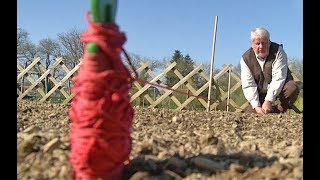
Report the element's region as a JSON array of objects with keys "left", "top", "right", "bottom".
[{"left": 17, "top": 57, "right": 302, "bottom": 112}]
